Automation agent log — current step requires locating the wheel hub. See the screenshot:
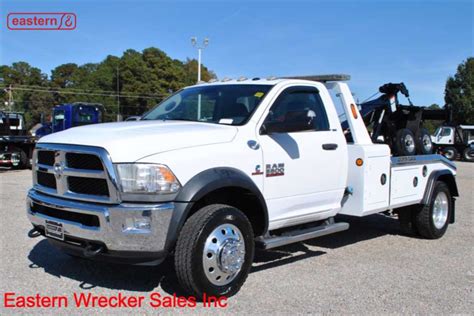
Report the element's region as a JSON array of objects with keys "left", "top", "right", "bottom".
[
  {"left": 422, "top": 135, "right": 432, "bottom": 150},
  {"left": 432, "top": 191, "right": 449, "bottom": 229},
  {"left": 218, "top": 239, "right": 245, "bottom": 274},
  {"left": 202, "top": 224, "right": 245, "bottom": 286},
  {"left": 404, "top": 134, "right": 415, "bottom": 152}
]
